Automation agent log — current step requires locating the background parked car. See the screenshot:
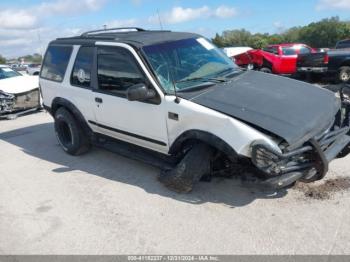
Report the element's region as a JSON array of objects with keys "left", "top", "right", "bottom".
[
  {"left": 234, "top": 43, "right": 317, "bottom": 75},
  {"left": 297, "top": 45, "right": 350, "bottom": 83},
  {"left": 0, "top": 65, "right": 41, "bottom": 119},
  {"left": 26, "top": 64, "right": 41, "bottom": 75},
  {"left": 10, "top": 63, "right": 28, "bottom": 73}
]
